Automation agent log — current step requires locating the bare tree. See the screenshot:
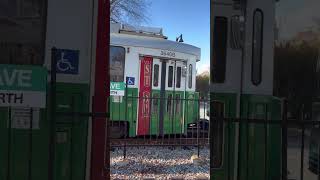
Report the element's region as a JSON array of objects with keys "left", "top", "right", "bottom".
[{"left": 110, "top": 0, "right": 150, "bottom": 25}]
